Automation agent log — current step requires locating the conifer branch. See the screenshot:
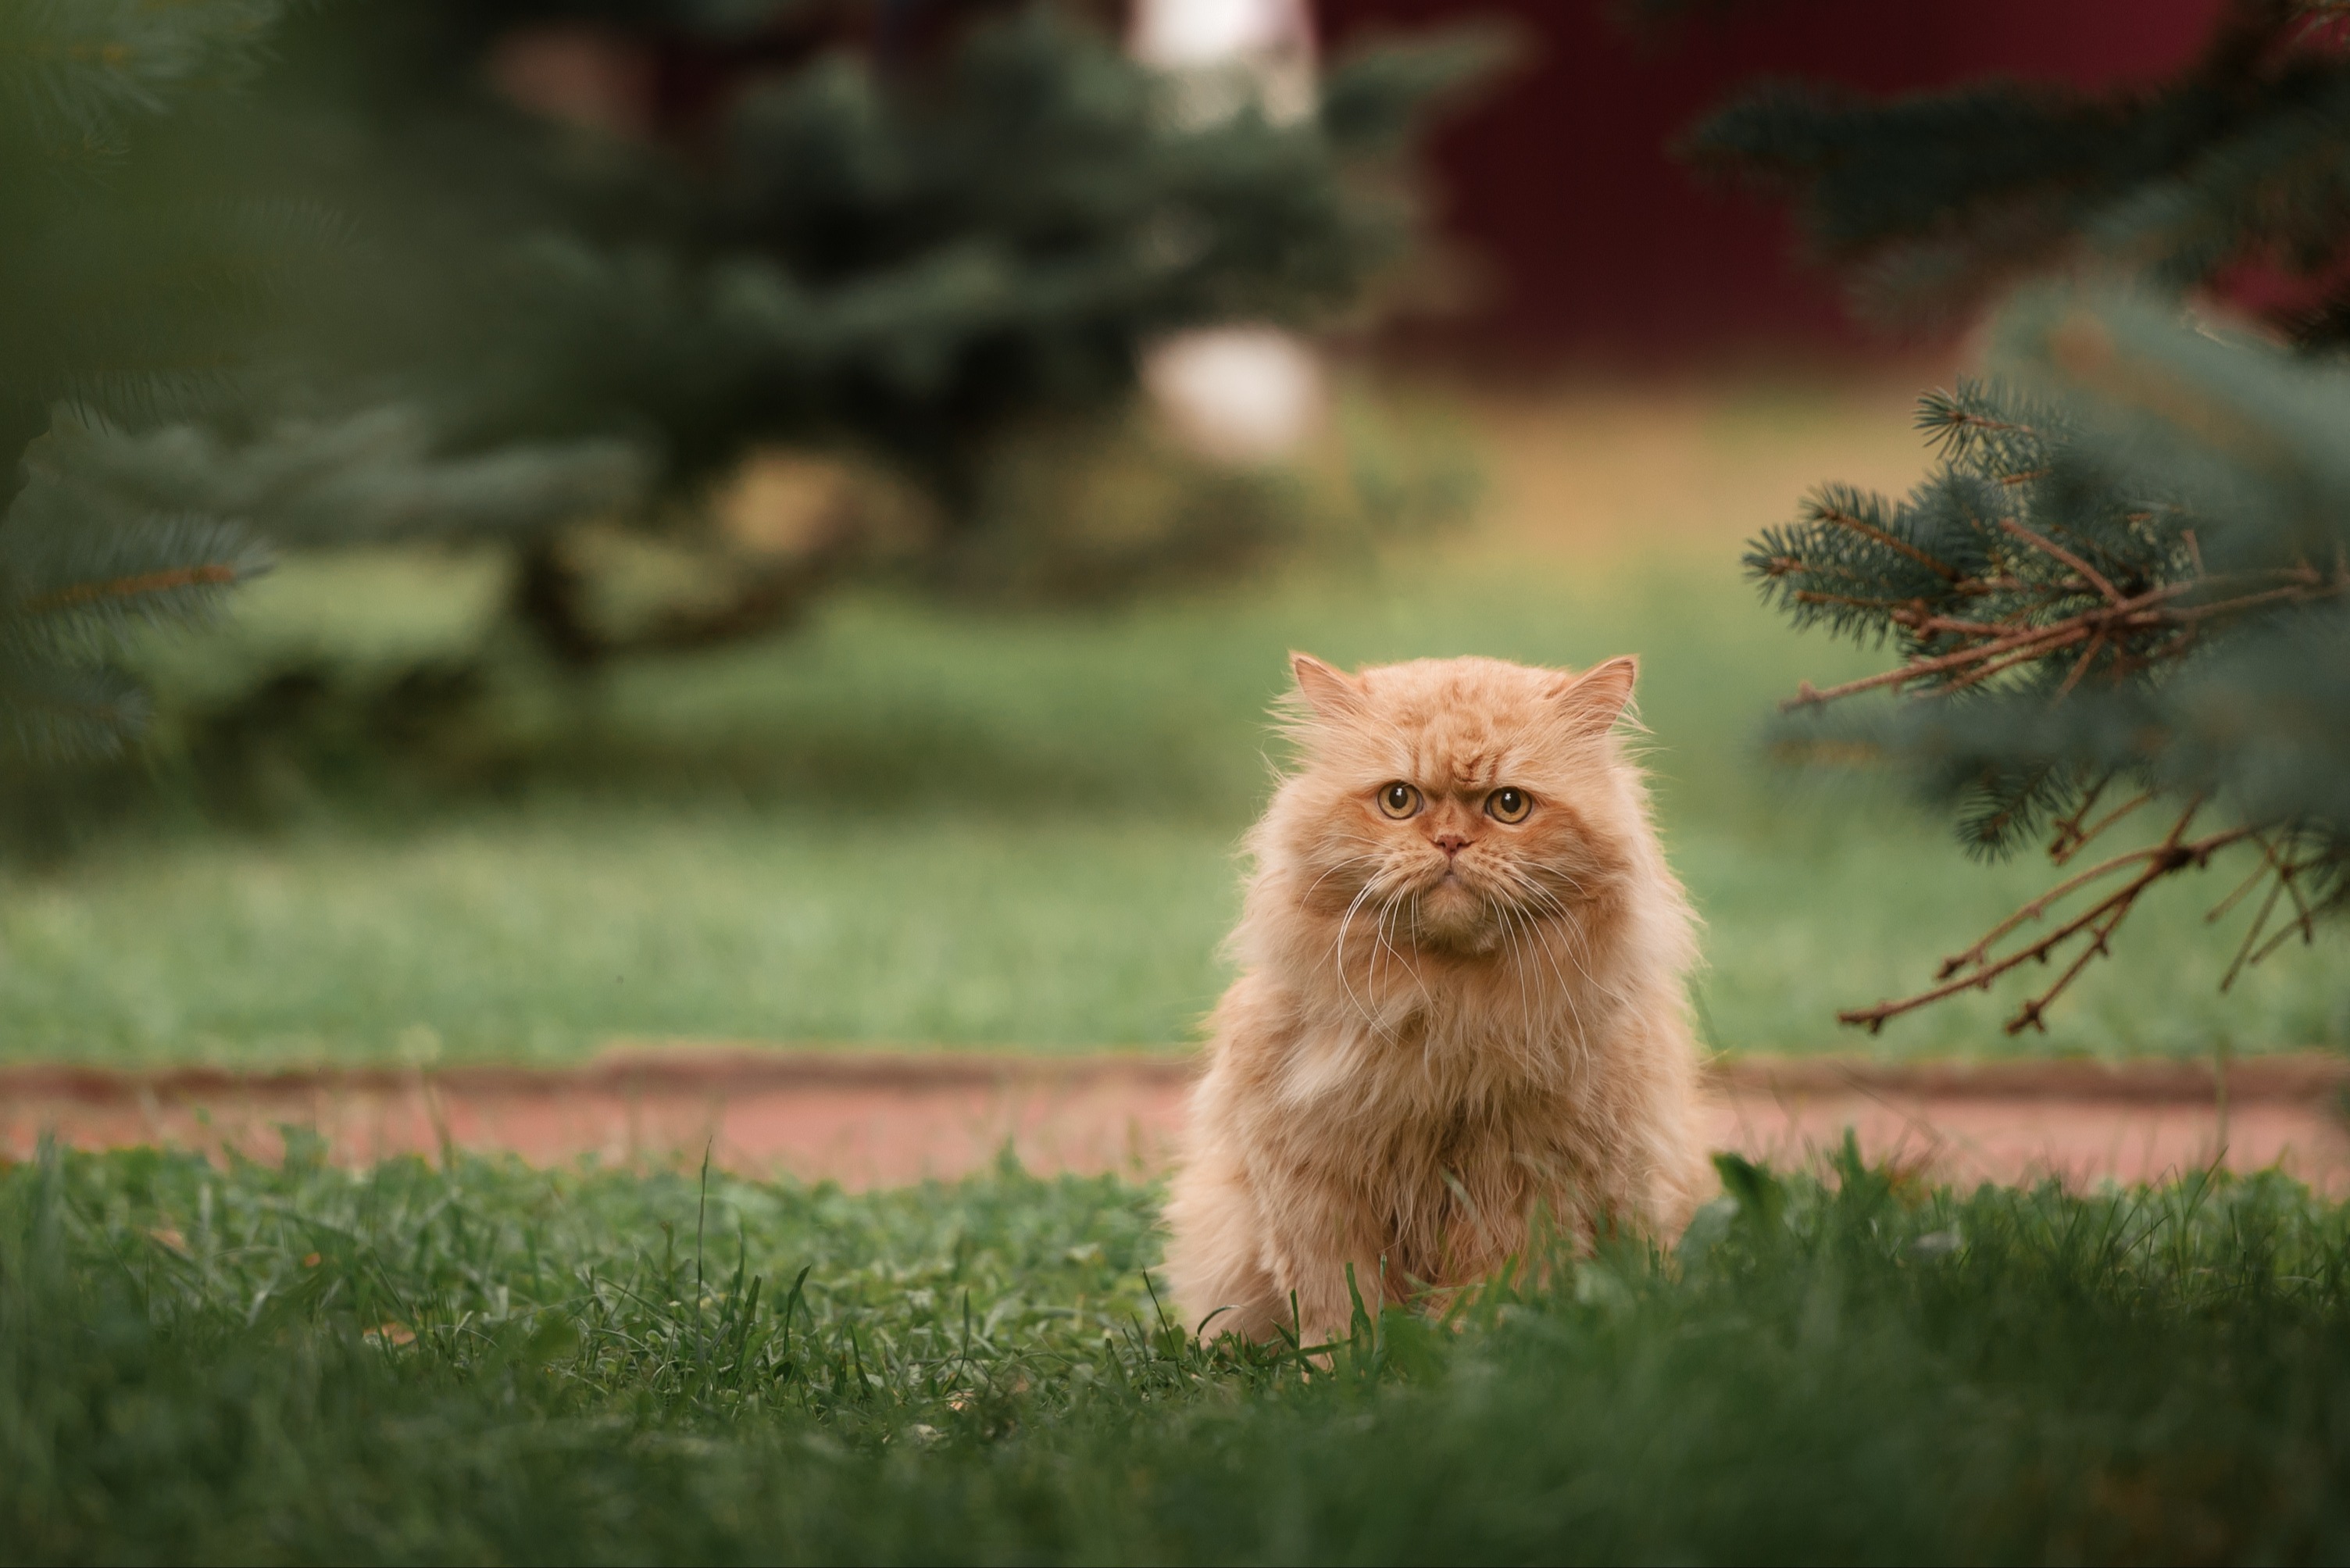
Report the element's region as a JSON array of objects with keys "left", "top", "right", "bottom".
[
  {"left": 1996, "top": 519, "right": 2122, "bottom": 604},
  {"left": 1813, "top": 502, "right": 1961, "bottom": 580},
  {"left": 23, "top": 563, "right": 242, "bottom": 615},
  {"left": 1722, "top": 9, "right": 2350, "bottom": 1035},
  {"left": 1777, "top": 571, "right": 2343, "bottom": 711},
  {"left": 2049, "top": 627, "right": 2109, "bottom": 701}
]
